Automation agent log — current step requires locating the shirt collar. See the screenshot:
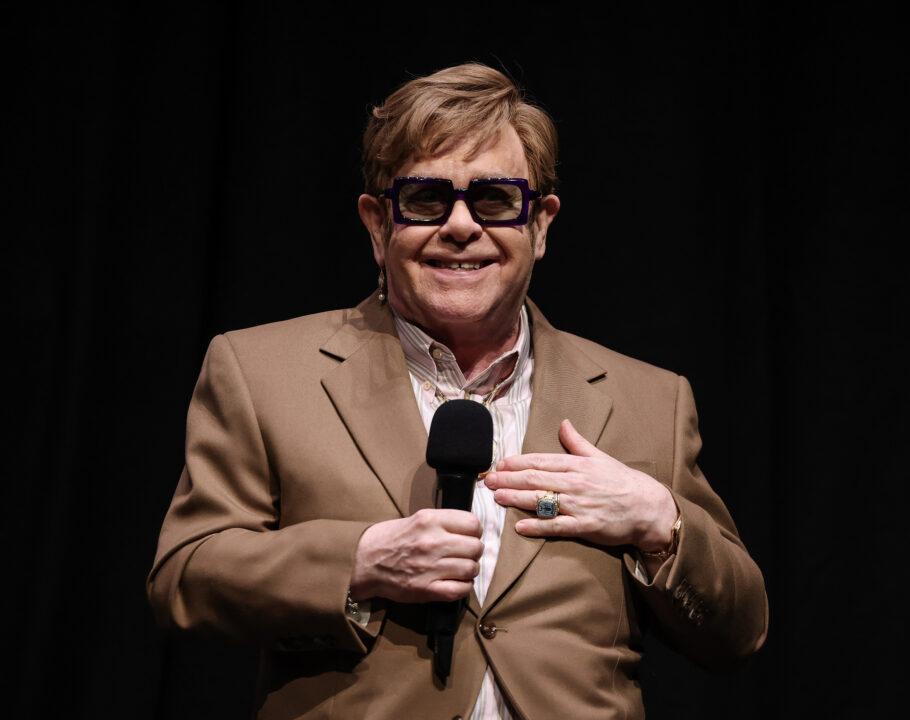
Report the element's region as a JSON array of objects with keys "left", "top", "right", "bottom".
[{"left": 393, "top": 306, "right": 532, "bottom": 400}]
